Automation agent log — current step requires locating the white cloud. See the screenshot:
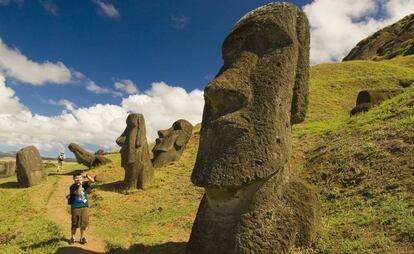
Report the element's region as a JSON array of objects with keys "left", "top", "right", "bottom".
[
  {"left": 0, "top": 77, "right": 204, "bottom": 154},
  {"left": 39, "top": 0, "right": 59, "bottom": 16},
  {"left": 0, "top": 38, "right": 73, "bottom": 85},
  {"left": 121, "top": 82, "right": 204, "bottom": 141},
  {"left": 171, "top": 15, "right": 190, "bottom": 30},
  {"left": 304, "top": 0, "right": 414, "bottom": 63},
  {"left": 92, "top": 0, "right": 120, "bottom": 19},
  {"left": 0, "top": 76, "right": 26, "bottom": 115},
  {"left": 86, "top": 80, "right": 123, "bottom": 97},
  {"left": 48, "top": 99, "right": 76, "bottom": 112},
  {"left": 114, "top": 79, "right": 138, "bottom": 95}
]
